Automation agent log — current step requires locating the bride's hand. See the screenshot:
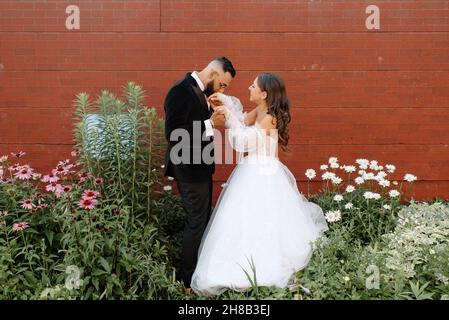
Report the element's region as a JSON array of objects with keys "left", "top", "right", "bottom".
[{"left": 208, "top": 93, "right": 222, "bottom": 107}]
